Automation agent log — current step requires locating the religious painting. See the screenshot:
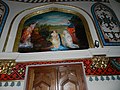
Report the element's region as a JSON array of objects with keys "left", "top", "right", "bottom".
[
  {"left": 0, "top": 1, "right": 9, "bottom": 37},
  {"left": 17, "top": 11, "right": 90, "bottom": 53},
  {"left": 91, "top": 3, "right": 120, "bottom": 46},
  {"left": 17, "top": 10, "right": 90, "bottom": 53}
]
